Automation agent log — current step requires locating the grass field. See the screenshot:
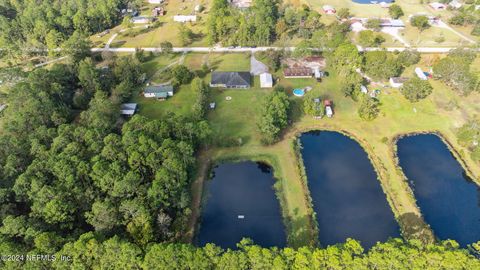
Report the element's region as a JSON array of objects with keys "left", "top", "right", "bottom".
[
  {"left": 134, "top": 52, "right": 480, "bottom": 247},
  {"left": 109, "top": 0, "right": 211, "bottom": 48}
]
